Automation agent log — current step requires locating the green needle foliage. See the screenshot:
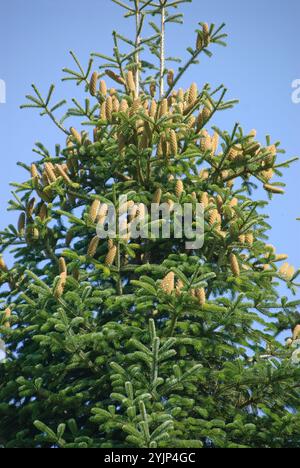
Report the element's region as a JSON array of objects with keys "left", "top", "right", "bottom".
[{"left": 1, "top": 0, "right": 300, "bottom": 449}]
